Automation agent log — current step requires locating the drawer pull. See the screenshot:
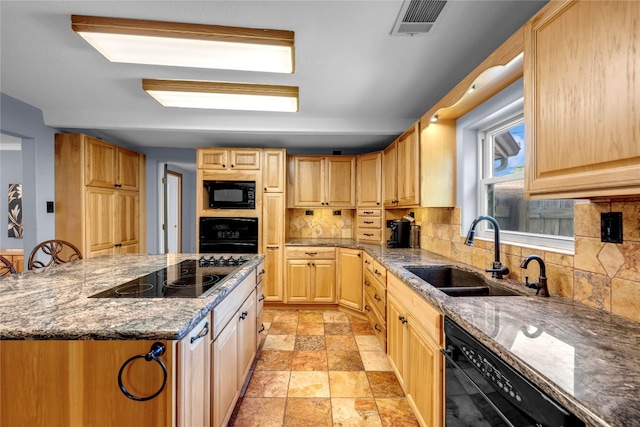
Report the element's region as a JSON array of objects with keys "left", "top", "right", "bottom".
[
  {"left": 399, "top": 316, "right": 408, "bottom": 325},
  {"left": 363, "top": 221, "right": 374, "bottom": 224},
  {"left": 364, "top": 305, "right": 371, "bottom": 312},
  {"left": 364, "top": 260, "right": 371, "bottom": 265},
  {"left": 364, "top": 280, "right": 370, "bottom": 287},
  {"left": 190, "top": 321, "right": 210, "bottom": 344},
  {"left": 258, "top": 324, "right": 266, "bottom": 333},
  {"left": 304, "top": 252, "right": 318, "bottom": 256},
  {"left": 374, "top": 324, "right": 382, "bottom": 332},
  {"left": 364, "top": 233, "right": 374, "bottom": 237},
  {"left": 239, "top": 311, "right": 248, "bottom": 320},
  {"left": 364, "top": 211, "right": 374, "bottom": 214},
  {"left": 374, "top": 294, "right": 382, "bottom": 302},
  {"left": 259, "top": 294, "right": 265, "bottom": 302},
  {"left": 266, "top": 245, "right": 279, "bottom": 250},
  {"left": 374, "top": 269, "right": 382, "bottom": 275},
  {"left": 259, "top": 269, "right": 265, "bottom": 275}
]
